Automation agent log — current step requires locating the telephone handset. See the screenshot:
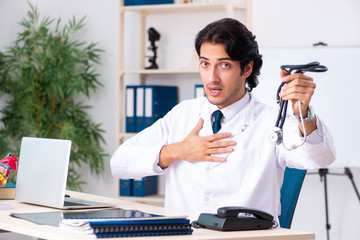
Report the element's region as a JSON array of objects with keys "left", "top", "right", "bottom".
[{"left": 193, "top": 206, "right": 276, "bottom": 231}]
